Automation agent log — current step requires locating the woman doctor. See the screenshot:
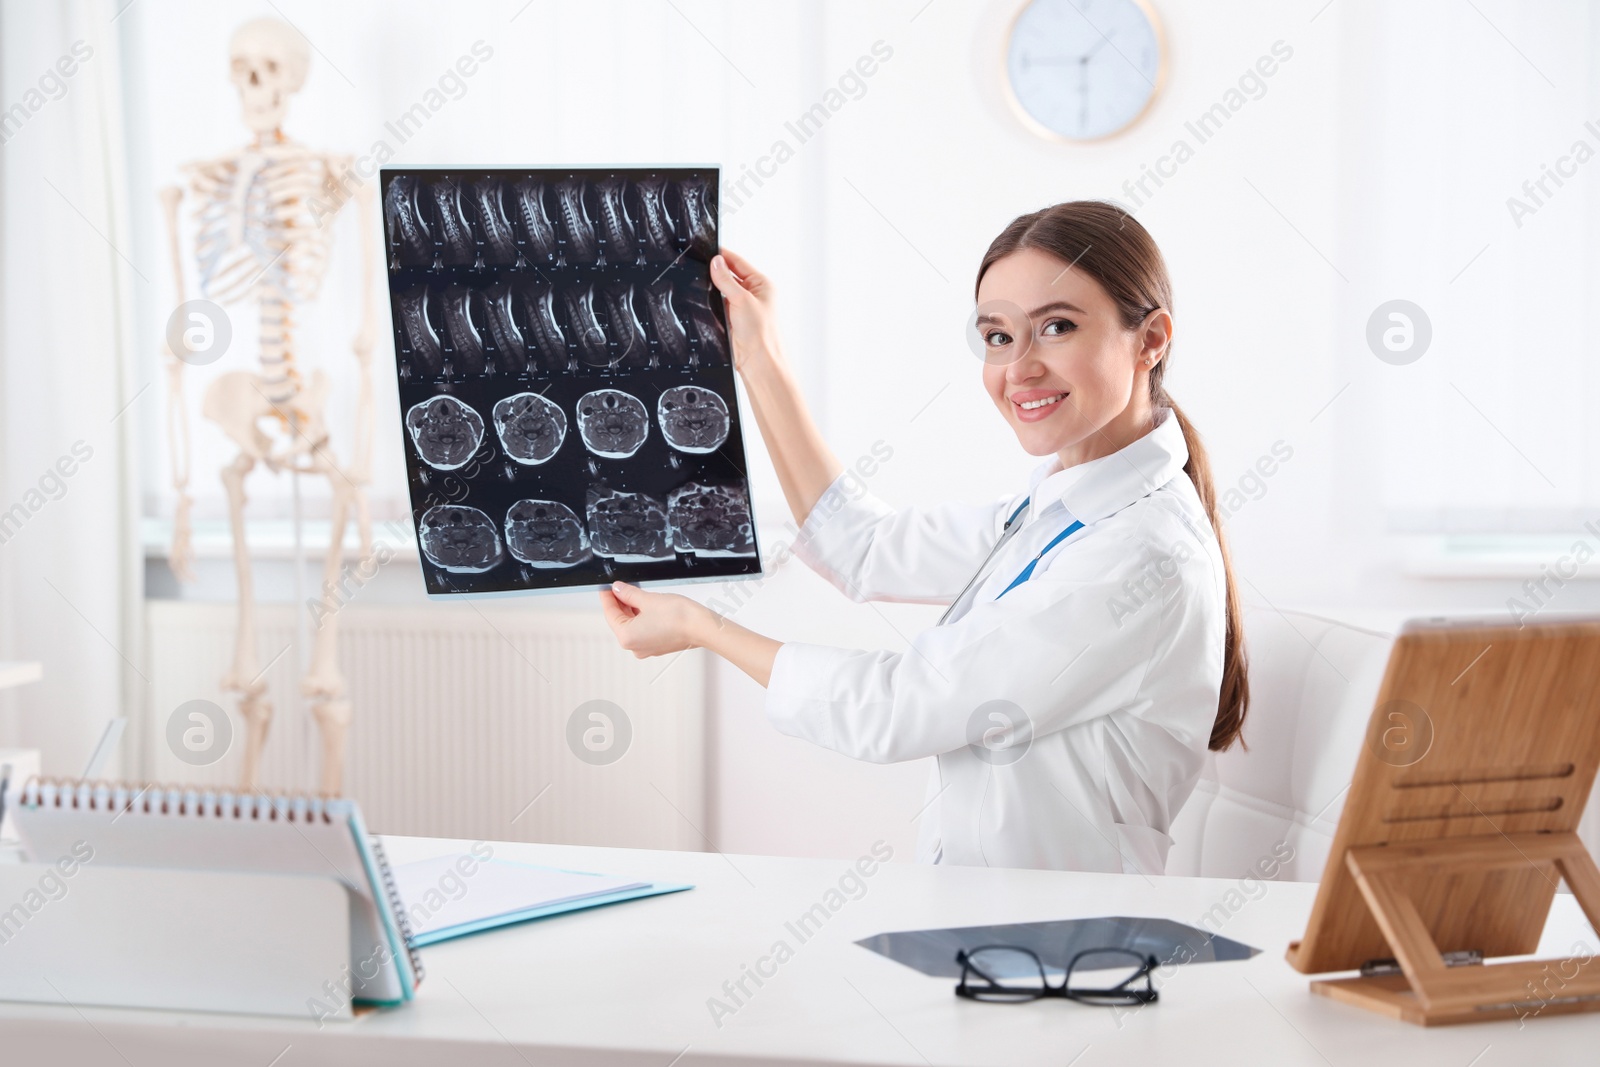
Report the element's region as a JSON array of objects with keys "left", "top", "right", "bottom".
[{"left": 599, "top": 201, "right": 1249, "bottom": 875}]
